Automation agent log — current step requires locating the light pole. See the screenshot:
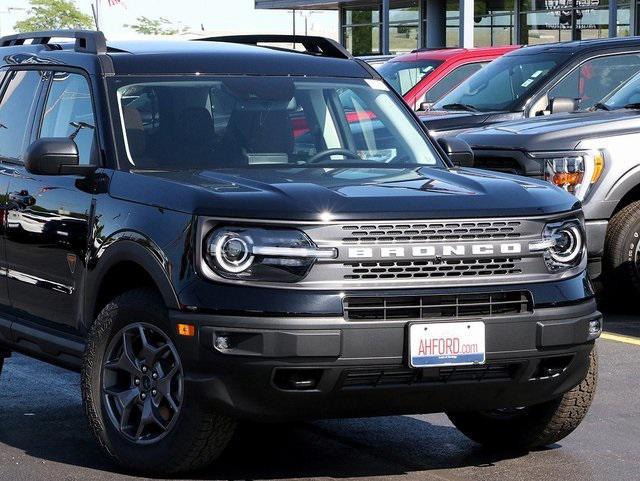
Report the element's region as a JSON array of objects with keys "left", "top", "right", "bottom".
[
  {"left": 299, "top": 10, "right": 320, "bottom": 36},
  {"left": 0, "top": 6, "right": 26, "bottom": 37}
]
